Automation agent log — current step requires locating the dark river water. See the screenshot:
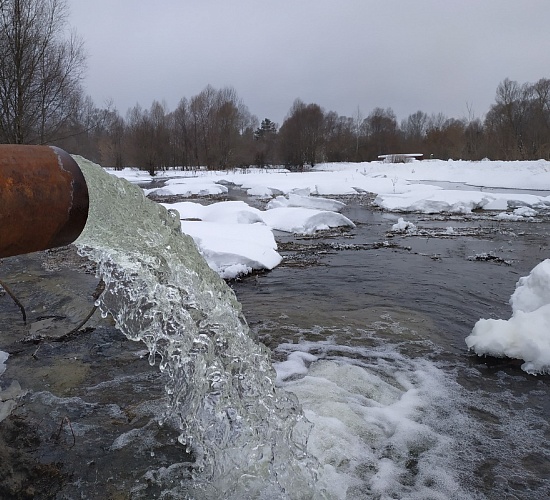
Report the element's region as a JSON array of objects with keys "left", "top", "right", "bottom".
[
  {"left": 232, "top": 198, "right": 550, "bottom": 499},
  {"left": 1, "top": 193, "right": 550, "bottom": 499}
]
